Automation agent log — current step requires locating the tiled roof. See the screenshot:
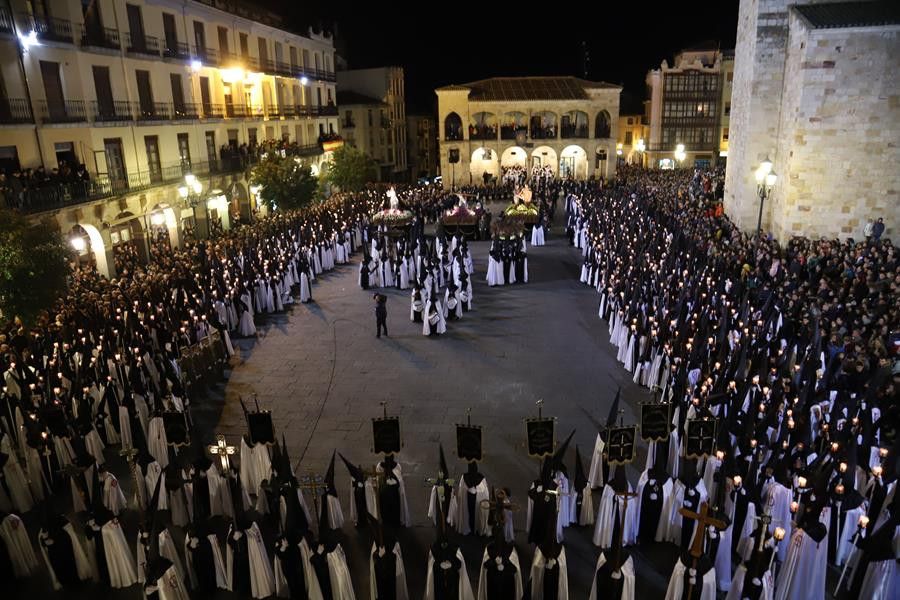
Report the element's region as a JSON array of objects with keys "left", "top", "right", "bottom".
[
  {"left": 793, "top": 1, "right": 900, "bottom": 29},
  {"left": 436, "top": 76, "right": 620, "bottom": 101}
]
